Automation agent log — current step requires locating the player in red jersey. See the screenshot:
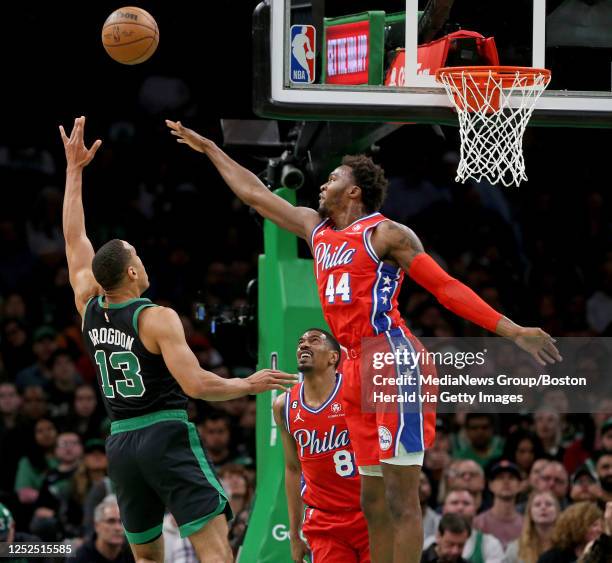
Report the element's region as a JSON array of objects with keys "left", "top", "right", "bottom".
[
  {"left": 273, "top": 328, "right": 370, "bottom": 563},
  {"left": 167, "top": 121, "right": 562, "bottom": 563}
]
